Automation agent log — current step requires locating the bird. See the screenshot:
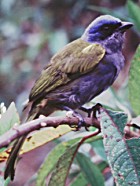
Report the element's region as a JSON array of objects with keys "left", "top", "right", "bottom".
[{"left": 4, "top": 15, "right": 133, "bottom": 180}]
